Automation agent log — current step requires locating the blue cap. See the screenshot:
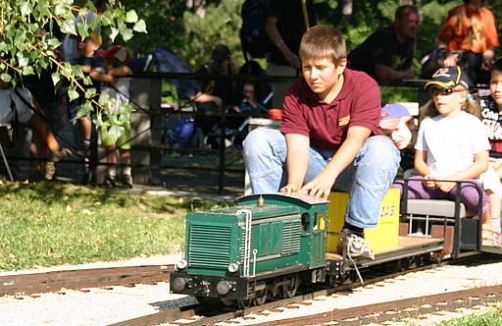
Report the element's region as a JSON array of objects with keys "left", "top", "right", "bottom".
[{"left": 380, "top": 103, "right": 411, "bottom": 130}]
